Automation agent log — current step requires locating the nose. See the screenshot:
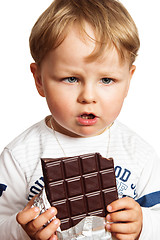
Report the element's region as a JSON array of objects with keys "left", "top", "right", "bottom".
[{"left": 77, "top": 83, "right": 97, "bottom": 104}]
